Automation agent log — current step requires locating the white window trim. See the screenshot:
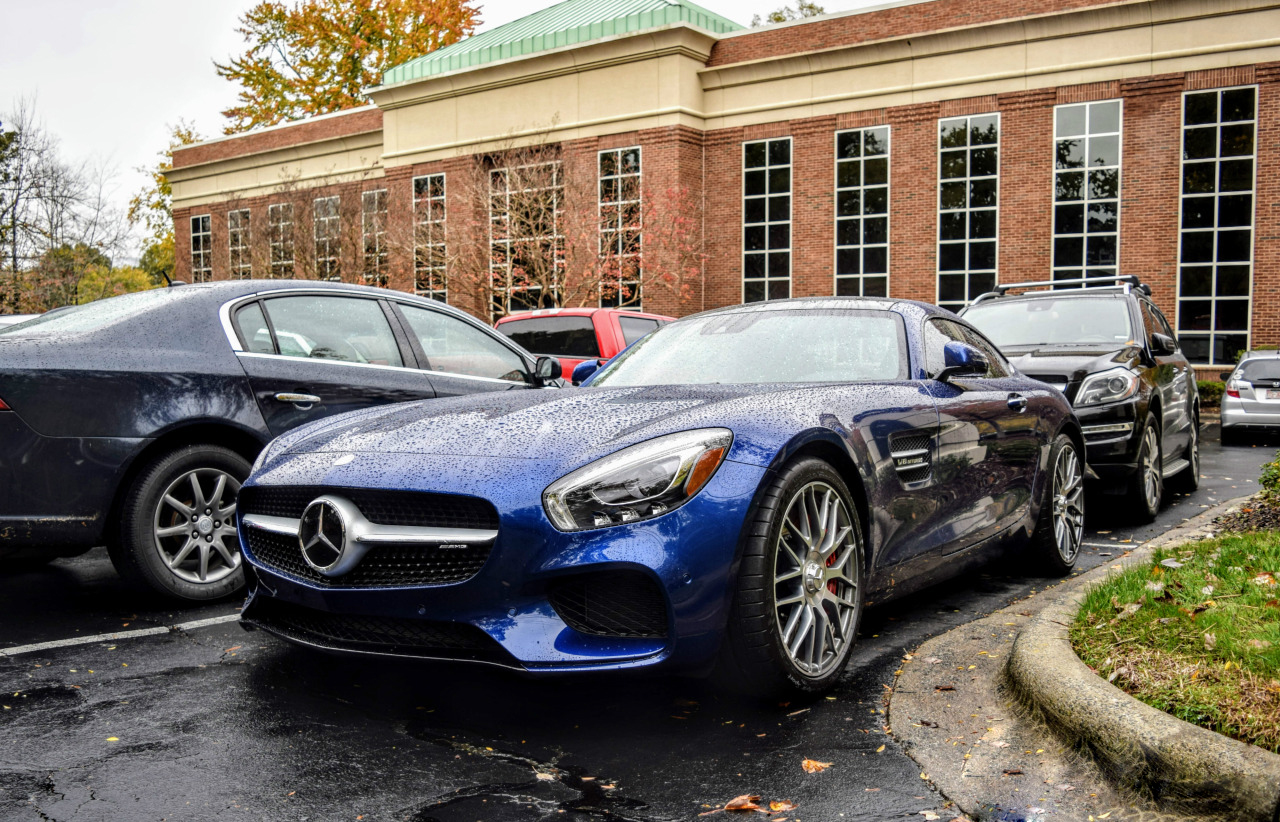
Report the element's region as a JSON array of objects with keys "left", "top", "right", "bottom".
[
  {"left": 935, "top": 112, "right": 1001, "bottom": 312},
  {"left": 833, "top": 126, "right": 891, "bottom": 298},
  {"left": 597, "top": 146, "right": 643, "bottom": 309},
  {"left": 741, "top": 136, "right": 793, "bottom": 304},
  {"left": 1174, "top": 84, "right": 1258, "bottom": 365},
  {"left": 267, "top": 203, "right": 294, "bottom": 279},
  {"left": 227, "top": 209, "right": 251, "bottom": 280},
  {"left": 313, "top": 195, "right": 341, "bottom": 281},
  {"left": 412, "top": 173, "right": 447, "bottom": 302},
  {"left": 488, "top": 162, "right": 564, "bottom": 319},
  {"left": 190, "top": 214, "right": 212, "bottom": 283},
  {"left": 361, "top": 189, "right": 389, "bottom": 285},
  {"left": 1049, "top": 100, "right": 1124, "bottom": 286}
]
